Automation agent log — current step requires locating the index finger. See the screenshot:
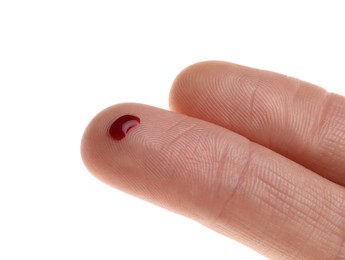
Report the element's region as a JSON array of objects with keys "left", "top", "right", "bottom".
[{"left": 81, "top": 103, "right": 345, "bottom": 259}]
